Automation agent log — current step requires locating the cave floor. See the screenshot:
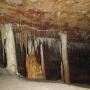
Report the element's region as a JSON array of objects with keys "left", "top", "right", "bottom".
[{"left": 0, "top": 68, "right": 90, "bottom": 90}]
